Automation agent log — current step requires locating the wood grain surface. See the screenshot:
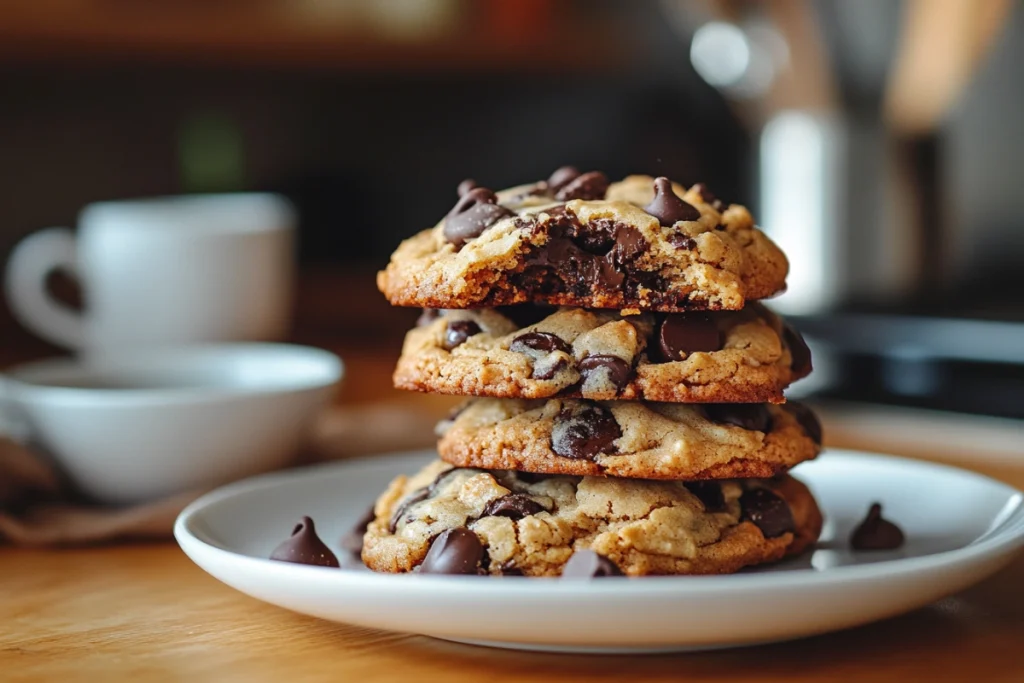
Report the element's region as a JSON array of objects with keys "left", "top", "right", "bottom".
[{"left": 3, "top": 423, "right": 1022, "bottom": 683}]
